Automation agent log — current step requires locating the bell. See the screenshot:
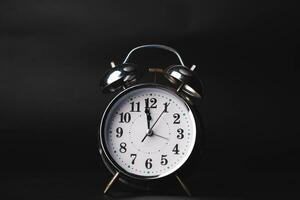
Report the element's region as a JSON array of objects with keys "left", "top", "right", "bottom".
[
  {"left": 100, "top": 62, "right": 141, "bottom": 93},
  {"left": 164, "top": 65, "right": 204, "bottom": 98}
]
